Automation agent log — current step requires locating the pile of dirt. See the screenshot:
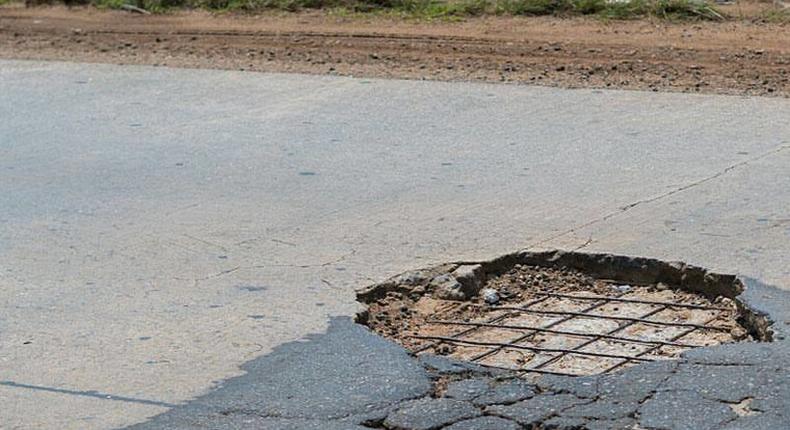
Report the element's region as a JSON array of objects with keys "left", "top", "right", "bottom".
[
  {"left": 364, "top": 265, "right": 612, "bottom": 348},
  {"left": 1, "top": 6, "right": 789, "bottom": 97}
]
